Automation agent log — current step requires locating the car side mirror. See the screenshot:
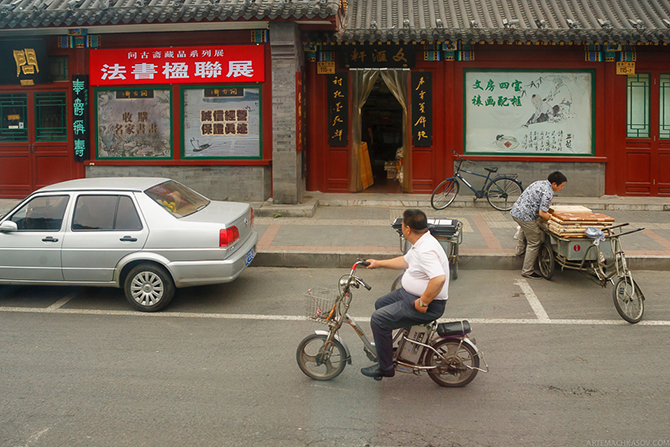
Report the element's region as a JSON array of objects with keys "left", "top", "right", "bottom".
[{"left": 0, "top": 220, "right": 18, "bottom": 232}]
